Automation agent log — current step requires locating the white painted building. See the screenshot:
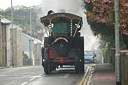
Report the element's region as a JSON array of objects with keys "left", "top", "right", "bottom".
[{"left": 22, "top": 33, "right": 43, "bottom": 65}]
